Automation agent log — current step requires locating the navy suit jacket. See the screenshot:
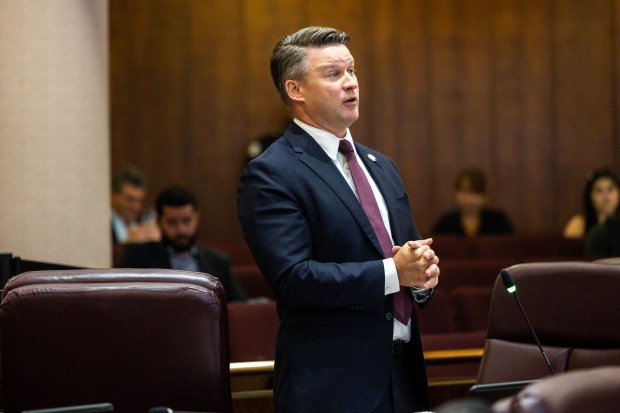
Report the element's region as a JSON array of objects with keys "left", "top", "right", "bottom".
[{"left": 237, "top": 123, "right": 429, "bottom": 412}]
